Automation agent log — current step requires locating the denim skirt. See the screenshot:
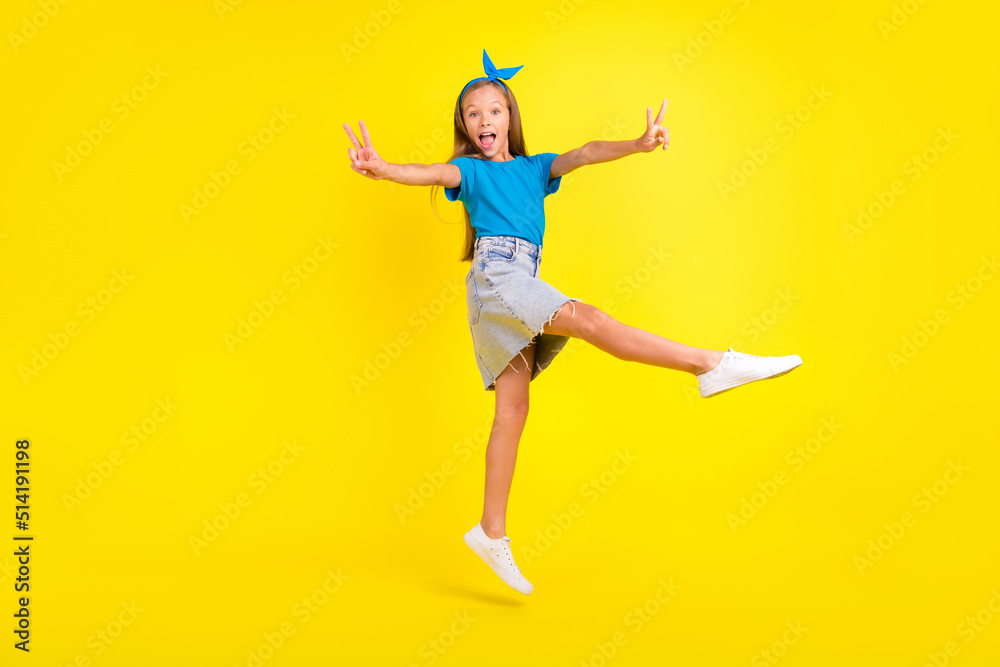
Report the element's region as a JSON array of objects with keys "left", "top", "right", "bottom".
[{"left": 465, "top": 235, "right": 585, "bottom": 392}]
